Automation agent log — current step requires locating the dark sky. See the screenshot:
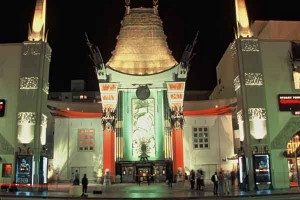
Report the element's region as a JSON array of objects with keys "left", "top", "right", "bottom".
[{"left": 1, "top": 0, "right": 300, "bottom": 92}]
